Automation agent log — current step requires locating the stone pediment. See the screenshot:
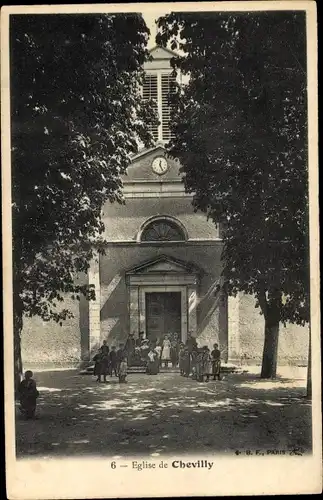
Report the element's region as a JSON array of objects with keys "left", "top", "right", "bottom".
[
  {"left": 149, "top": 45, "right": 177, "bottom": 60},
  {"left": 123, "top": 146, "right": 182, "bottom": 183},
  {"left": 125, "top": 255, "right": 199, "bottom": 276}
]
